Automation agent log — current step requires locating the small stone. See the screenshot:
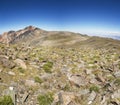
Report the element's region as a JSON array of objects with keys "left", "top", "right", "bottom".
[
  {"left": 85, "top": 69, "right": 92, "bottom": 75},
  {"left": 67, "top": 73, "right": 87, "bottom": 87},
  {"left": 88, "top": 101, "right": 92, "bottom": 105},
  {"left": 41, "top": 73, "right": 53, "bottom": 81},
  {"left": 57, "top": 92, "right": 76, "bottom": 105},
  {"left": 0, "top": 69, "right": 2, "bottom": 72},
  {"left": 96, "top": 74, "right": 105, "bottom": 83},
  {"left": 9, "top": 86, "right": 14, "bottom": 91},
  {"left": 88, "top": 64, "right": 94, "bottom": 67},
  {"left": 114, "top": 71, "right": 120, "bottom": 77},
  {"left": 111, "top": 89, "right": 120, "bottom": 99},
  {"left": 25, "top": 79, "right": 37, "bottom": 86},
  {"left": 61, "top": 65, "right": 71, "bottom": 74},
  {"left": 90, "top": 78, "right": 98, "bottom": 84},
  {"left": 88, "top": 91, "right": 96, "bottom": 103},
  {"left": 79, "top": 89, "right": 89, "bottom": 95},
  {"left": 101, "top": 96, "right": 106, "bottom": 104},
  {"left": 21, "top": 92, "right": 29, "bottom": 103},
  {"left": 8, "top": 71, "right": 15, "bottom": 76}
]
